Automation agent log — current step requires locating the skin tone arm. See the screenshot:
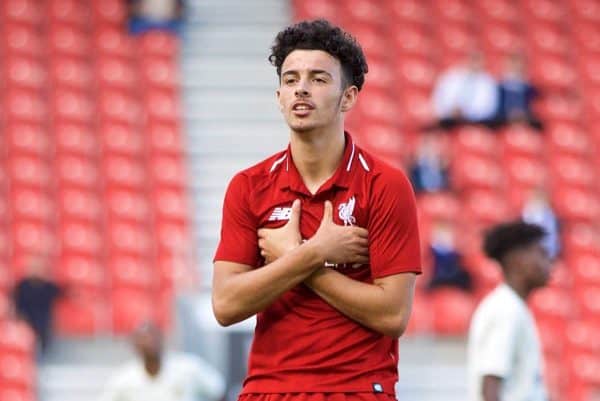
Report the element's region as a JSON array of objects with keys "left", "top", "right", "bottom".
[
  {"left": 212, "top": 200, "right": 369, "bottom": 326},
  {"left": 482, "top": 375, "right": 502, "bottom": 401},
  {"left": 258, "top": 201, "right": 416, "bottom": 338}
]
